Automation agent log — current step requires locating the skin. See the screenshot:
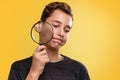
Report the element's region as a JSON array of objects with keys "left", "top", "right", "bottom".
[{"left": 26, "top": 9, "right": 73, "bottom": 80}]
